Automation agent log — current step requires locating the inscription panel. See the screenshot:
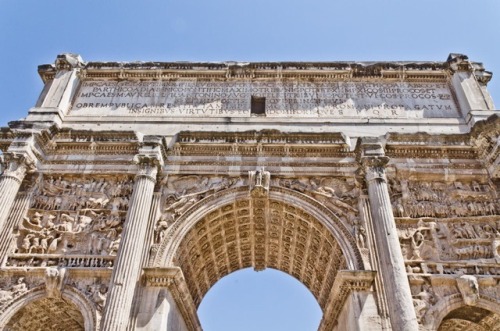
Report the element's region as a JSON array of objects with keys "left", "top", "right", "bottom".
[{"left": 71, "top": 80, "right": 460, "bottom": 118}]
